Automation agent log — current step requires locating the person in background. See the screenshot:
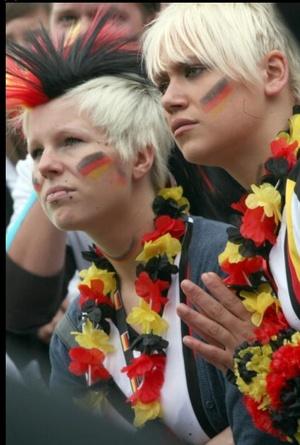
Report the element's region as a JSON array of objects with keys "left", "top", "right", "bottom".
[
  {"left": 50, "top": 3, "right": 160, "bottom": 41},
  {"left": 6, "top": 11, "right": 284, "bottom": 445},
  {"left": 142, "top": 3, "right": 300, "bottom": 442}
]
